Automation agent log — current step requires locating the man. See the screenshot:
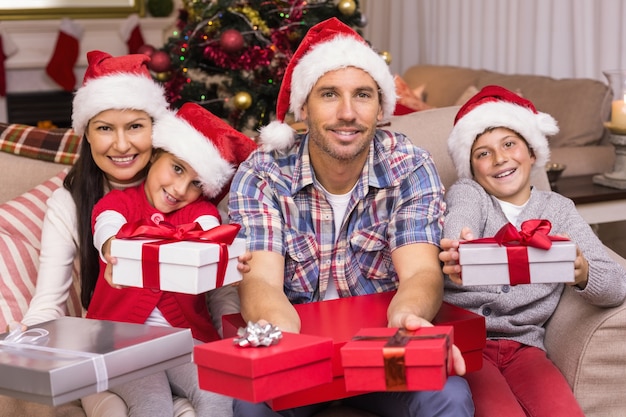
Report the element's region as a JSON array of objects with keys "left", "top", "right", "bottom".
[{"left": 229, "top": 17, "right": 474, "bottom": 417}]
